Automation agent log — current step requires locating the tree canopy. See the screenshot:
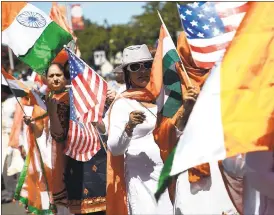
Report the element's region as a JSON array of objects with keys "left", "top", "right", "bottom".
[
  {"left": 2, "top": 2, "right": 185, "bottom": 71},
  {"left": 75, "top": 2, "right": 183, "bottom": 65}
]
